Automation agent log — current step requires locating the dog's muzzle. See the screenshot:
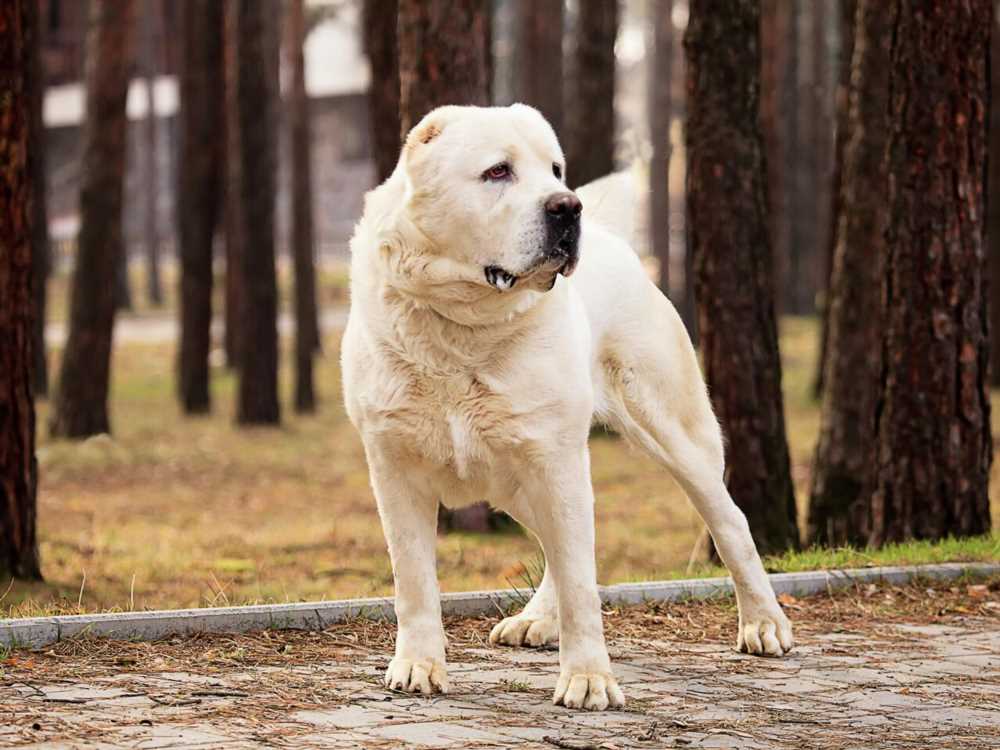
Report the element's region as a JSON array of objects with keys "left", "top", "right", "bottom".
[{"left": 544, "top": 191, "right": 582, "bottom": 277}]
